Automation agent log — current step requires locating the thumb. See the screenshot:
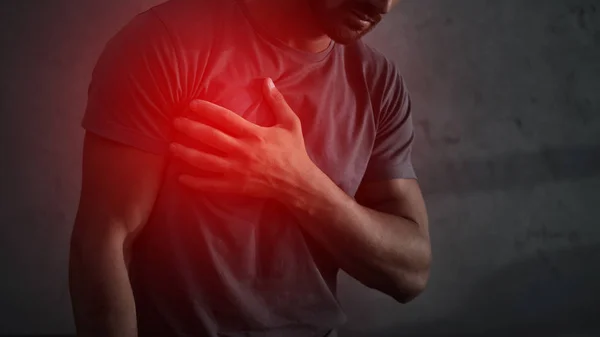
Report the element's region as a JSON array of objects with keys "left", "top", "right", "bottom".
[{"left": 263, "top": 78, "right": 298, "bottom": 128}]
